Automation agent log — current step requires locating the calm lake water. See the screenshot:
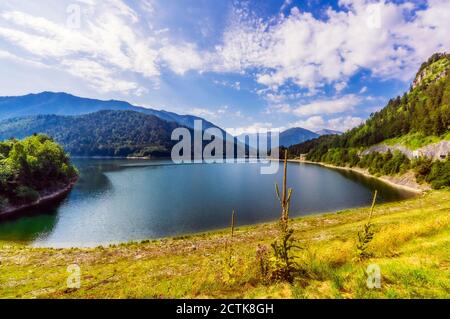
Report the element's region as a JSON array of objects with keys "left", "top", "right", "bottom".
[{"left": 0, "top": 159, "right": 415, "bottom": 247}]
